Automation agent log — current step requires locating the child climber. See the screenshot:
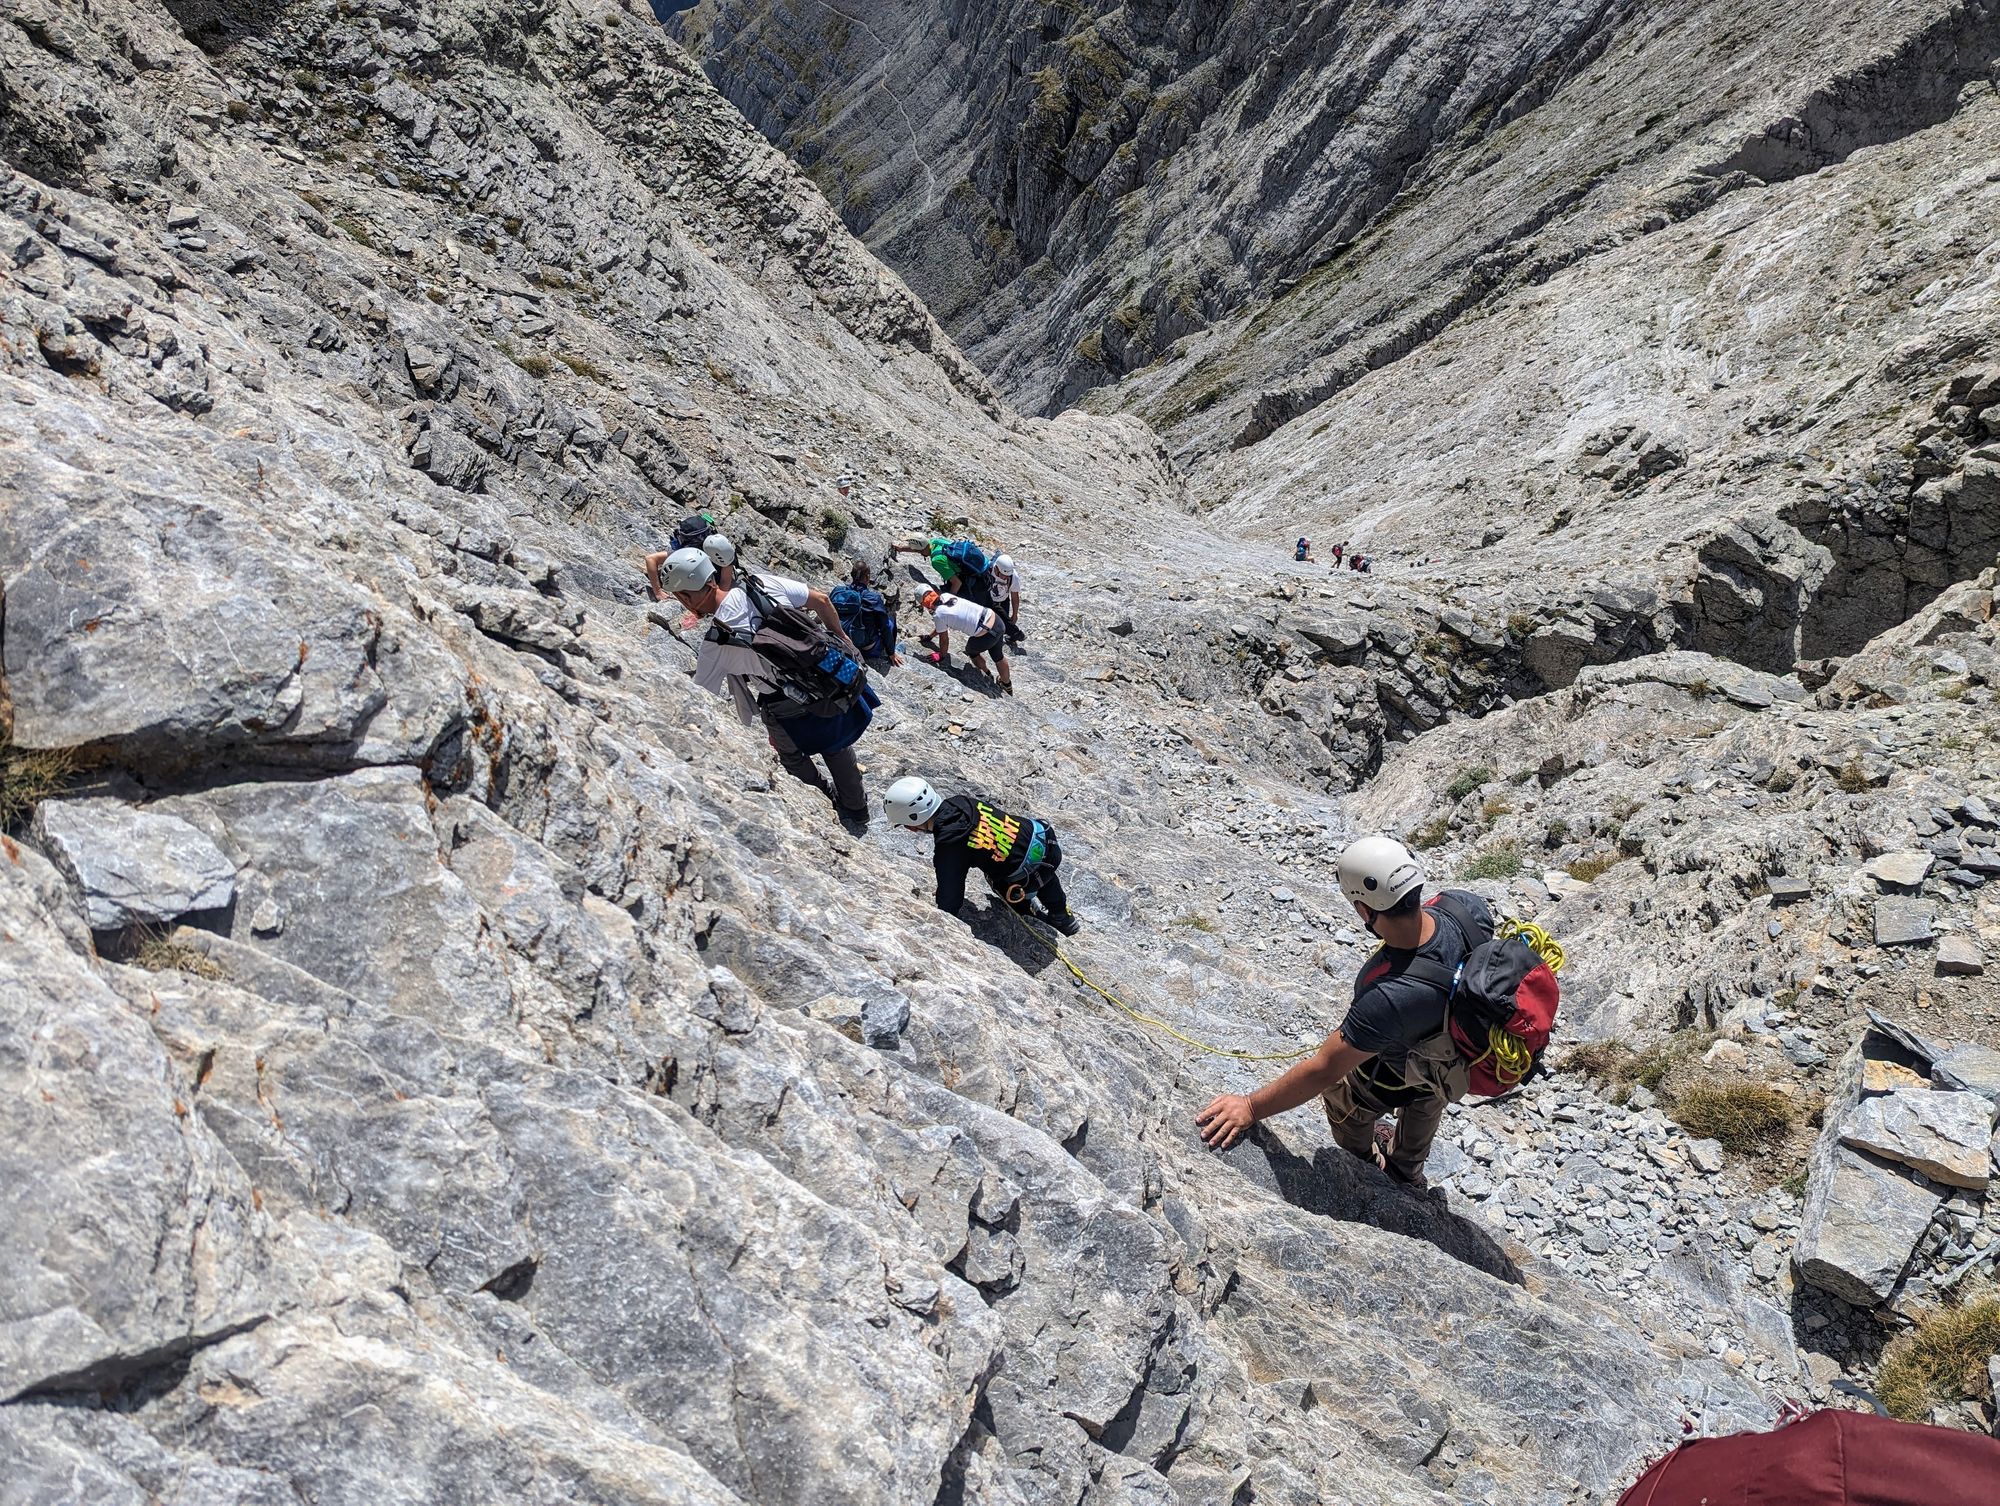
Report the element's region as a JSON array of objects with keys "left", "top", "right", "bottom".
[{"left": 883, "top": 777, "right": 1081, "bottom": 934}]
